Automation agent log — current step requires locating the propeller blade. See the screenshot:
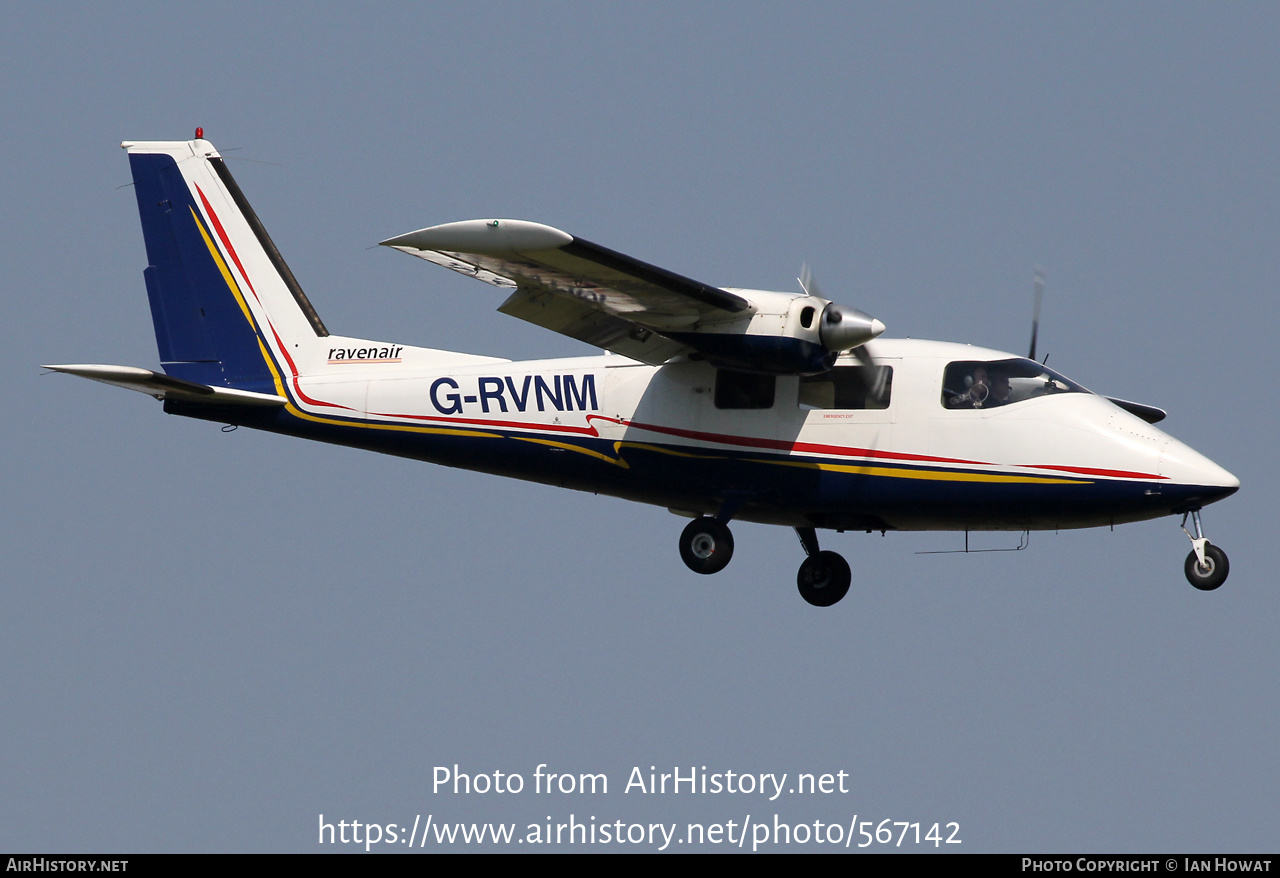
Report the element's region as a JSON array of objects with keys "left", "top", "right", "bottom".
[
  {"left": 852, "top": 345, "right": 889, "bottom": 401},
  {"left": 798, "top": 263, "right": 821, "bottom": 299},
  {"left": 1028, "top": 267, "right": 1045, "bottom": 361}
]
